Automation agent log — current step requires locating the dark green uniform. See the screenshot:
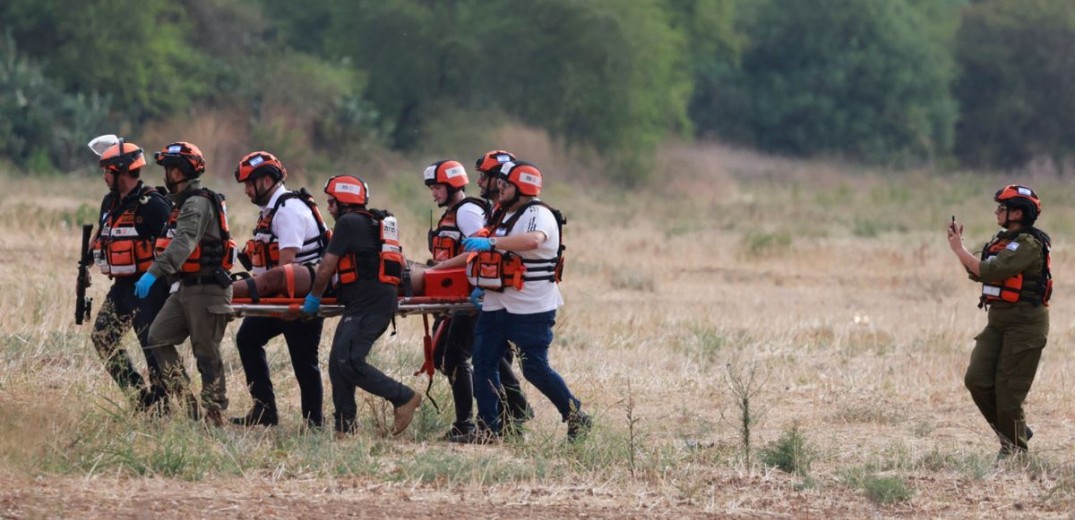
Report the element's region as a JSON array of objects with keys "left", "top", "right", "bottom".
[
  {"left": 147, "top": 178, "right": 233, "bottom": 414},
  {"left": 965, "top": 230, "right": 1049, "bottom": 454}
]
